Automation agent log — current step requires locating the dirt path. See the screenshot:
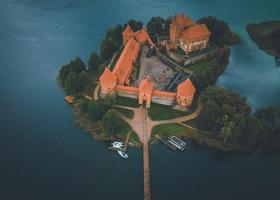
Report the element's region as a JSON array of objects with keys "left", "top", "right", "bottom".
[
  {"left": 93, "top": 84, "right": 100, "bottom": 101},
  {"left": 114, "top": 98, "right": 202, "bottom": 142},
  {"left": 114, "top": 99, "right": 202, "bottom": 200}
]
